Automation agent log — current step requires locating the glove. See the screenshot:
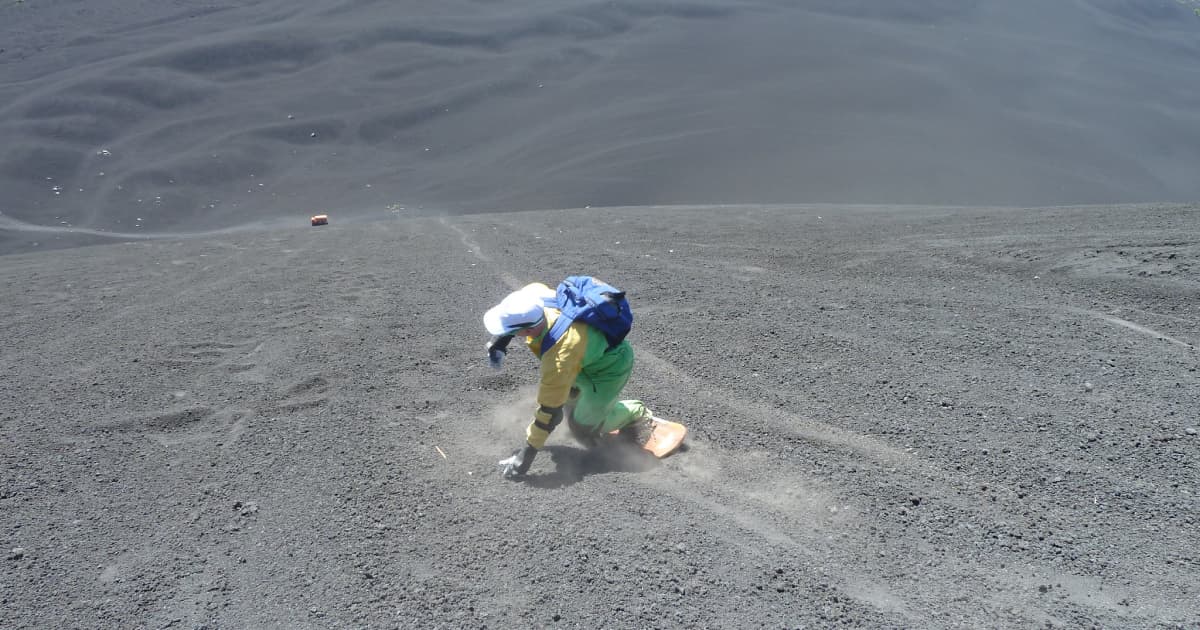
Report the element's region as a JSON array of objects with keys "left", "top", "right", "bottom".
[
  {"left": 498, "top": 444, "right": 537, "bottom": 478},
  {"left": 486, "top": 335, "right": 513, "bottom": 371},
  {"left": 487, "top": 346, "right": 506, "bottom": 370}
]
